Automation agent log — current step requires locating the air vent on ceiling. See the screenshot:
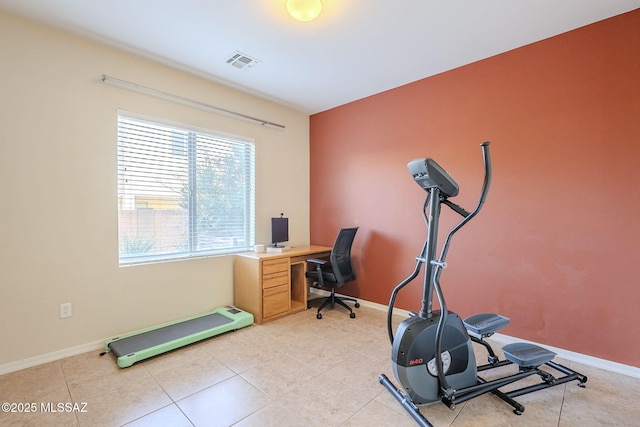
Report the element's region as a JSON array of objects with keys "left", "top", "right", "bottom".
[{"left": 226, "top": 51, "right": 260, "bottom": 70}]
